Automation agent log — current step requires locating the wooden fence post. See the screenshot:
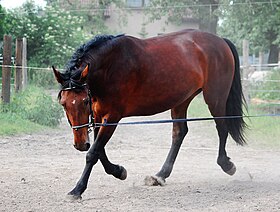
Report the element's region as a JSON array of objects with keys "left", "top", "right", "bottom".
[
  {"left": 15, "top": 38, "right": 23, "bottom": 92},
  {"left": 22, "top": 38, "right": 27, "bottom": 89},
  {"left": 258, "top": 51, "right": 264, "bottom": 71},
  {"left": 242, "top": 39, "right": 250, "bottom": 105},
  {"left": 1, "top": 35, "right": 12, "bottom": 103},
  {"left": 278, "top": 51, "right": 280, "bottom": 68}
]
